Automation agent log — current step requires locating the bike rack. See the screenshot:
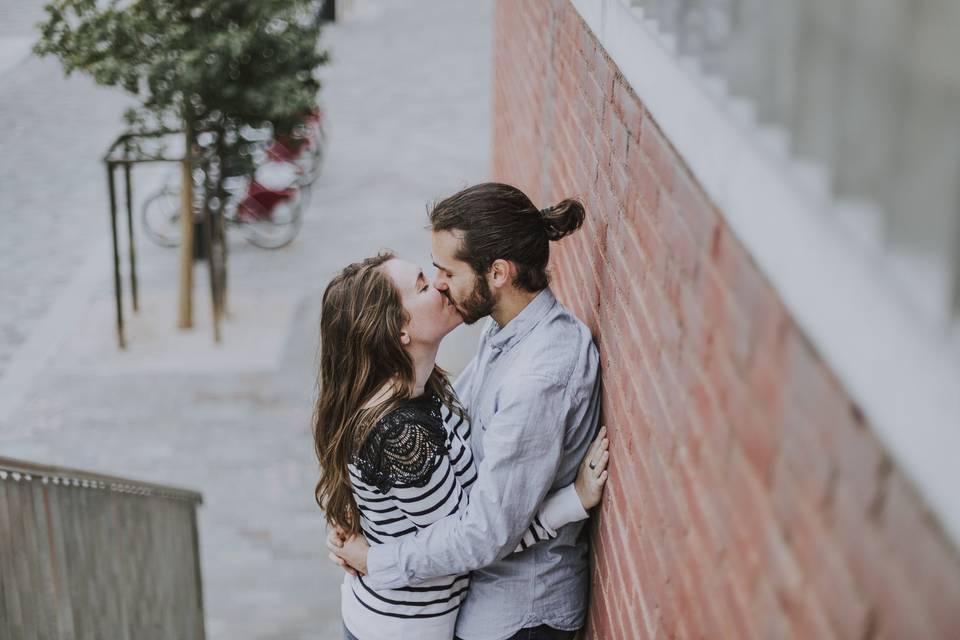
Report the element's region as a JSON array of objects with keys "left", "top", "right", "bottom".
[
  {"left": 102, "top": 118, "right": 321, "bottom": 348},
  {"left": 103, "top": 130, "right": 220, "bottom": 349}
]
